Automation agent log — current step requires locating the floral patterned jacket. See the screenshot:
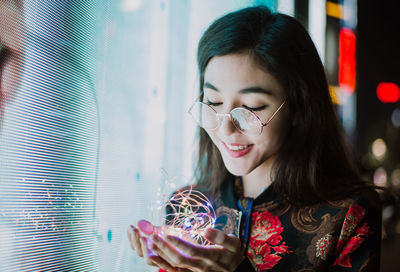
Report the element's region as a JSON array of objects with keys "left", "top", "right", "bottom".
[{"left": 162, "top": 178, "right": 382, "bottom": 272}]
